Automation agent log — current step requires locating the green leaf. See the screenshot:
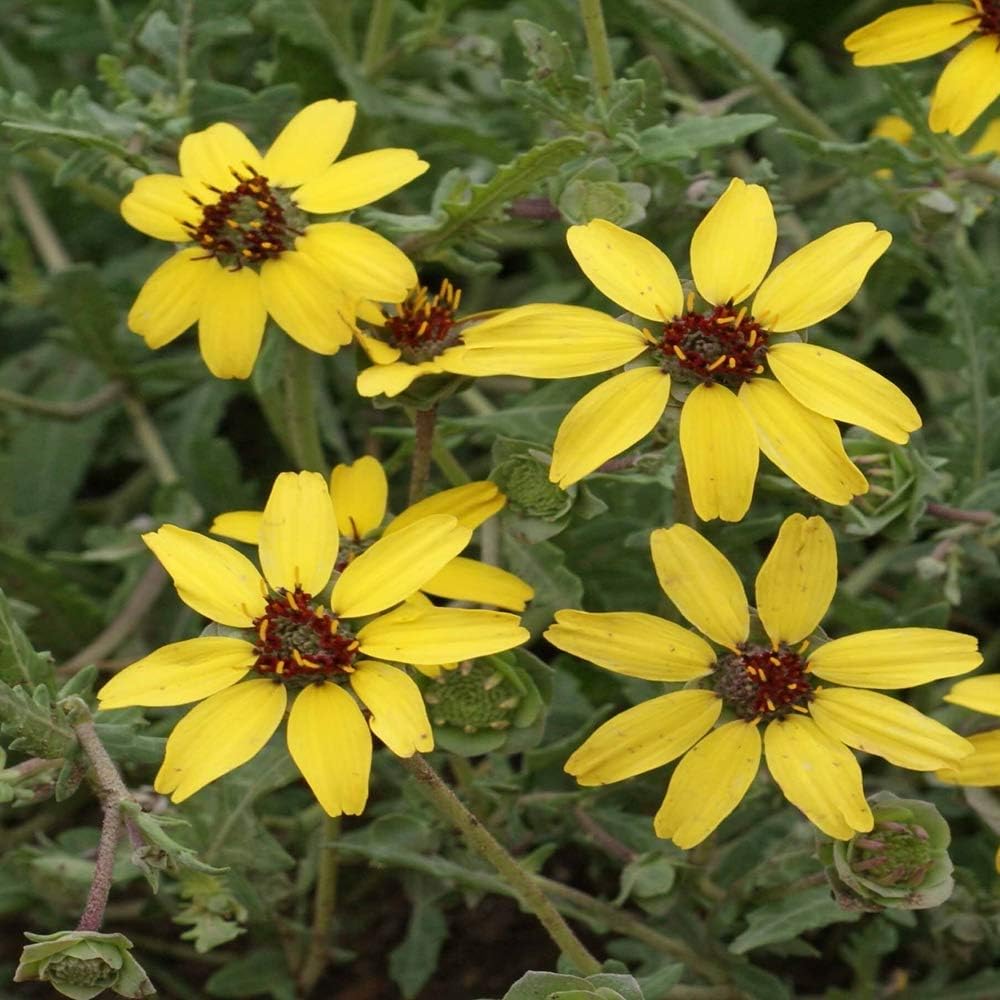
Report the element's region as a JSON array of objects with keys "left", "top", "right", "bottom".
[
  {"left": 728, "top": 886, "right": 860, "bottom": 954},
  {"left": 0, "top": 586, "right": 55, "bottom": 688},
  {"left": 502, "top": 972, "right": 593, "bottom": 999},
  {"left": 388, "top": 895, "right": 448, "bottom": 999},
  {"left": 0, "top": 682, "right": 75, "bottom": 759},
  {"left": 205, "top": 948, "right": 294, "bottom": 999},
  {"left": 500, "top": 534, "right": 584, "bottom": 636},
  {"left": 638, "top": 114, "right": 776, "bottom": 162}
]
